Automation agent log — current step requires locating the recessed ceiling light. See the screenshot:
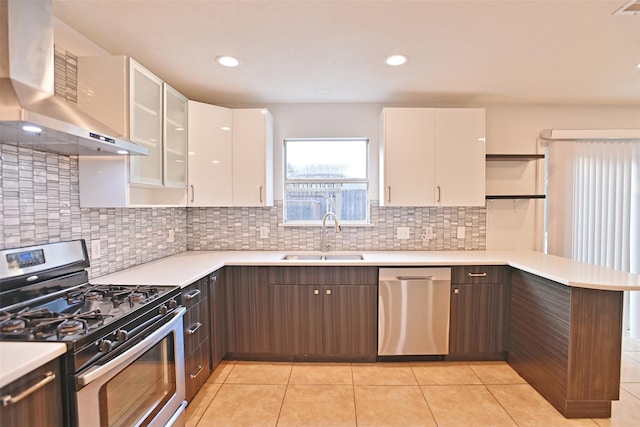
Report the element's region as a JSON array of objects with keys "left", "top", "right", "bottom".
[
  {"left": 216, "top": 55, "right": 240, "bottom": 67},
  {"left": 22, "top": 125, "right": 42, "bottom": 133},
  {"left": 116, "top": 150, "right": 129, "bottom": 155},
  {"left": 385, "top": 55, "right": 407, "bottom": 66},
  {"left": 220, "top": 126, "right": 231, "bottom": 131}
]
